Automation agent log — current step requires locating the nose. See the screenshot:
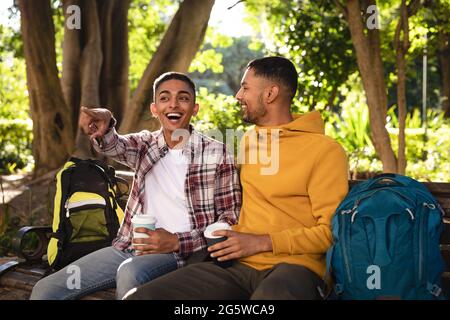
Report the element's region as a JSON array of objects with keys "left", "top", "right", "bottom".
[
  {"left": 235, "top": 88, "right": 242, "bottom": 101},
  {"left": 169, "top": 96, "right": 179, "bottom": 109}
]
